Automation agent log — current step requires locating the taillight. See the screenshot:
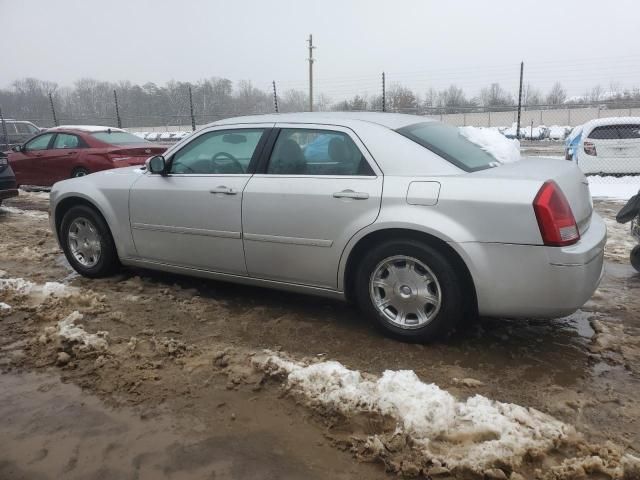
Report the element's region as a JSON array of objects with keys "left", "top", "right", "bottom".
[
  {"left": 584, "top": 141, "right": 597, "bottom": 156},
  {"left": 533, "top": 181, "right": 580, "bottom": 247},
  {"left": 565, "top": 149, "right": 572, "bottom": 161}
]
